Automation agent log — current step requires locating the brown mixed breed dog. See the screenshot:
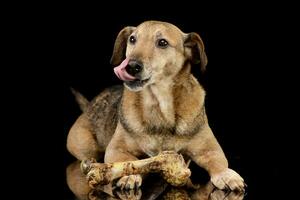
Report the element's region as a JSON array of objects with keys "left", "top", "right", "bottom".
[{"left": 67, "top": 21, "right": 245, "bottom": 191}]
